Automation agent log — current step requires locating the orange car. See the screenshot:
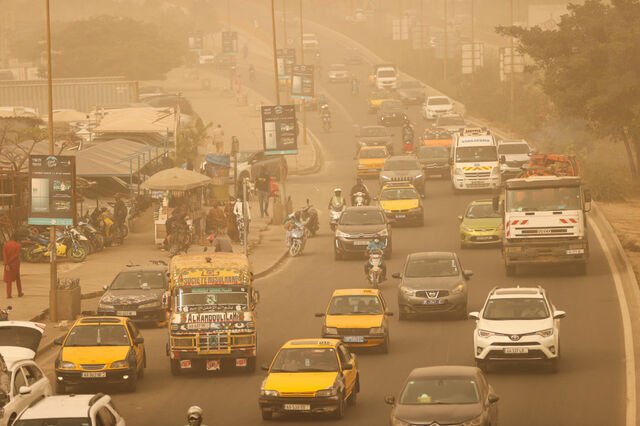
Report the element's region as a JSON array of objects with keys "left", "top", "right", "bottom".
[{"left": 422, "top": 129, "right": 452, "bottom": 148}]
